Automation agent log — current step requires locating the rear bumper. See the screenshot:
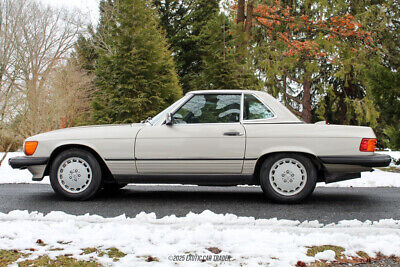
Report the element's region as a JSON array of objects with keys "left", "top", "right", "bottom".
[
  {"left": 8, "top": 156, "right": 49, "bottom": 169},
  {"left": 319, "top": 154, "right": 391, "bottom": 168}
]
